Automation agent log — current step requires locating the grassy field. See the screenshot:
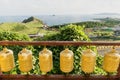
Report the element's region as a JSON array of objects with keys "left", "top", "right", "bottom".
[
  {"left": 0, "top": 22, "right": 42, "bottom": 34},
  {"left": 0, "top": 21, "right": 57, "bottom": 35}
]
